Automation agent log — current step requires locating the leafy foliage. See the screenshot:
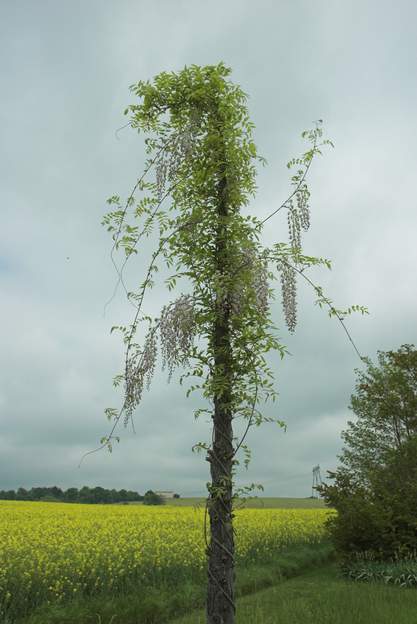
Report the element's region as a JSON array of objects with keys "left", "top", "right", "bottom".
[
  {"left": 342, "top": 550, "right": 417, "bottom": 588},
  {"left": 341, "top": 344, "right": 417, "bottom": 486},
  {"left": 319, "top": 345, "right": 417, "bottom": 560}
]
